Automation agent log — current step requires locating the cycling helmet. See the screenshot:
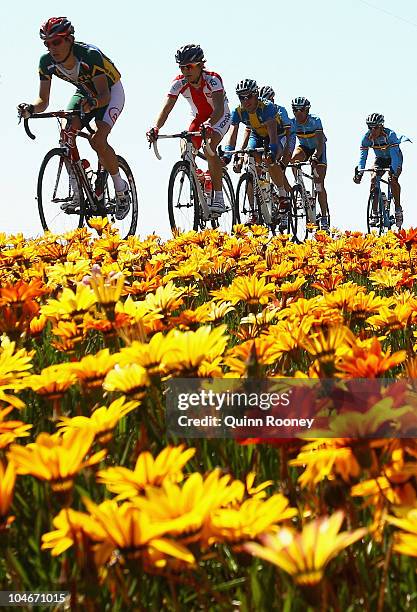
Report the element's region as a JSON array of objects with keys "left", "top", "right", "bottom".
[
  {"left": 259, "top": 85, "right": 275, "bottom": 101},
  {"left": 366, "top": 113, "right": 384, "bottom": 127},
  {"left": 292, "top": 96, "right": 310, "bottom": 110},
  {"left": 175, "top": 44, "right": 205, "bottom": 65},
  {"left": 40, "top": 17, "right": 74, "bottom": 41},
  {"left": 236, "top": 79, "right": 259, "bottom": 96}
]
